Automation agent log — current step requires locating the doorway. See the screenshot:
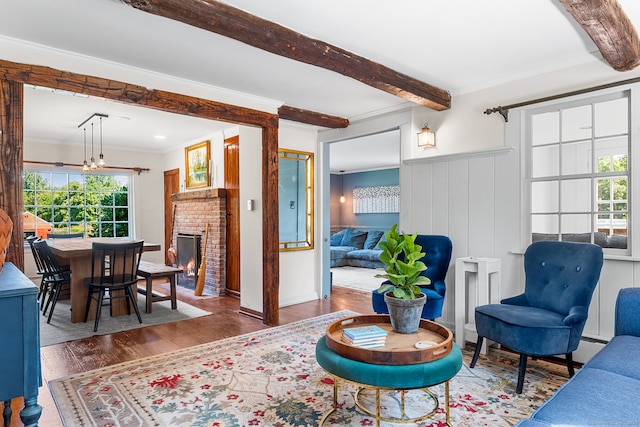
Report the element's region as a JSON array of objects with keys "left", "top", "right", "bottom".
[
  {"left": 224, "top": 136, "right": 241, "bottom": 297},
  {"left": 325, "top": 129, "right": 401, "bottom": 297}
]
